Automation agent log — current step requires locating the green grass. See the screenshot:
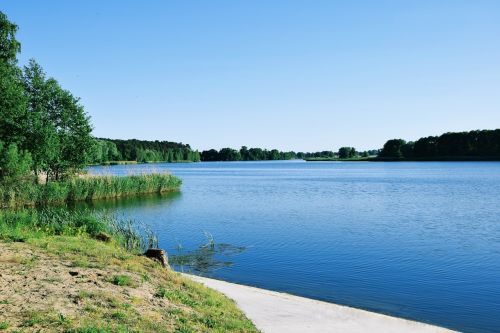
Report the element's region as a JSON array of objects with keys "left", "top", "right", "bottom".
[
  {"left": 111, "top": 275, "right": 134, "bottom": 287},
  {"left": 0, "top": 173, "right": 182, "bottom": 207},
  {"left": 0, "top": 208, "right": 154, "bottom": 254},
  {"left": 0, "top": 322, "right": 9, "bottom": 330}
]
